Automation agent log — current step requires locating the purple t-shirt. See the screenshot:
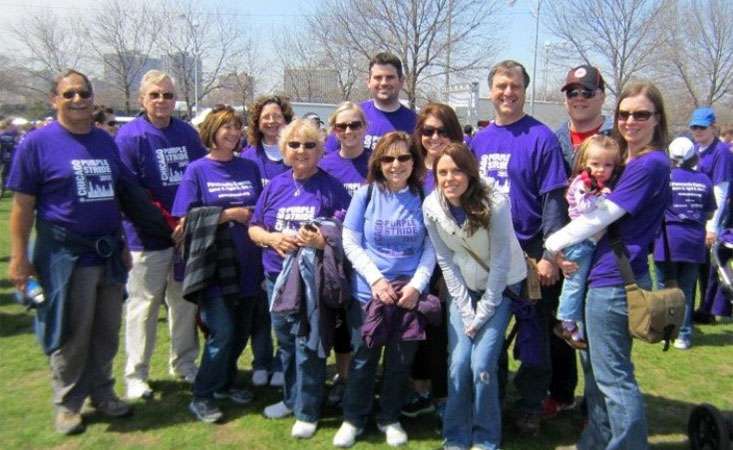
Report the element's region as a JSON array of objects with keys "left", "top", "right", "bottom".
[
  {"left": 423, "top": 168, "right": 436, "bottom": 194},
  {"left": 589, "top": 150, "right": 672, "bottom": 287},
  {"left": 318, "top": 148, "right": 370, "bottom": 197},
  {"left": 251, "top": 169, "right": 351, "bottom": 274},
  {"left": 116, "top": 116, "right": 206, "bottom": 251},
  {"left": 653, "top": 168, "right": 715, "bottom": 264},
  {"left": 697, "top": 138, "right": 733, "bottom": 186},
  {"left": 240, "top": 144, "right": 289, "bottom": 187},
  {"left": 471, "top": 115, "right": 568, "bottom": 248},
  {"left": 324, "top": 100, "right": 417, "bottom": 153},
  {"left": 172, "top": 156, "right": 264, "bottom": 296},
  {"left": 7, "top": 122, "right": 124, "bottom": 264}
]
